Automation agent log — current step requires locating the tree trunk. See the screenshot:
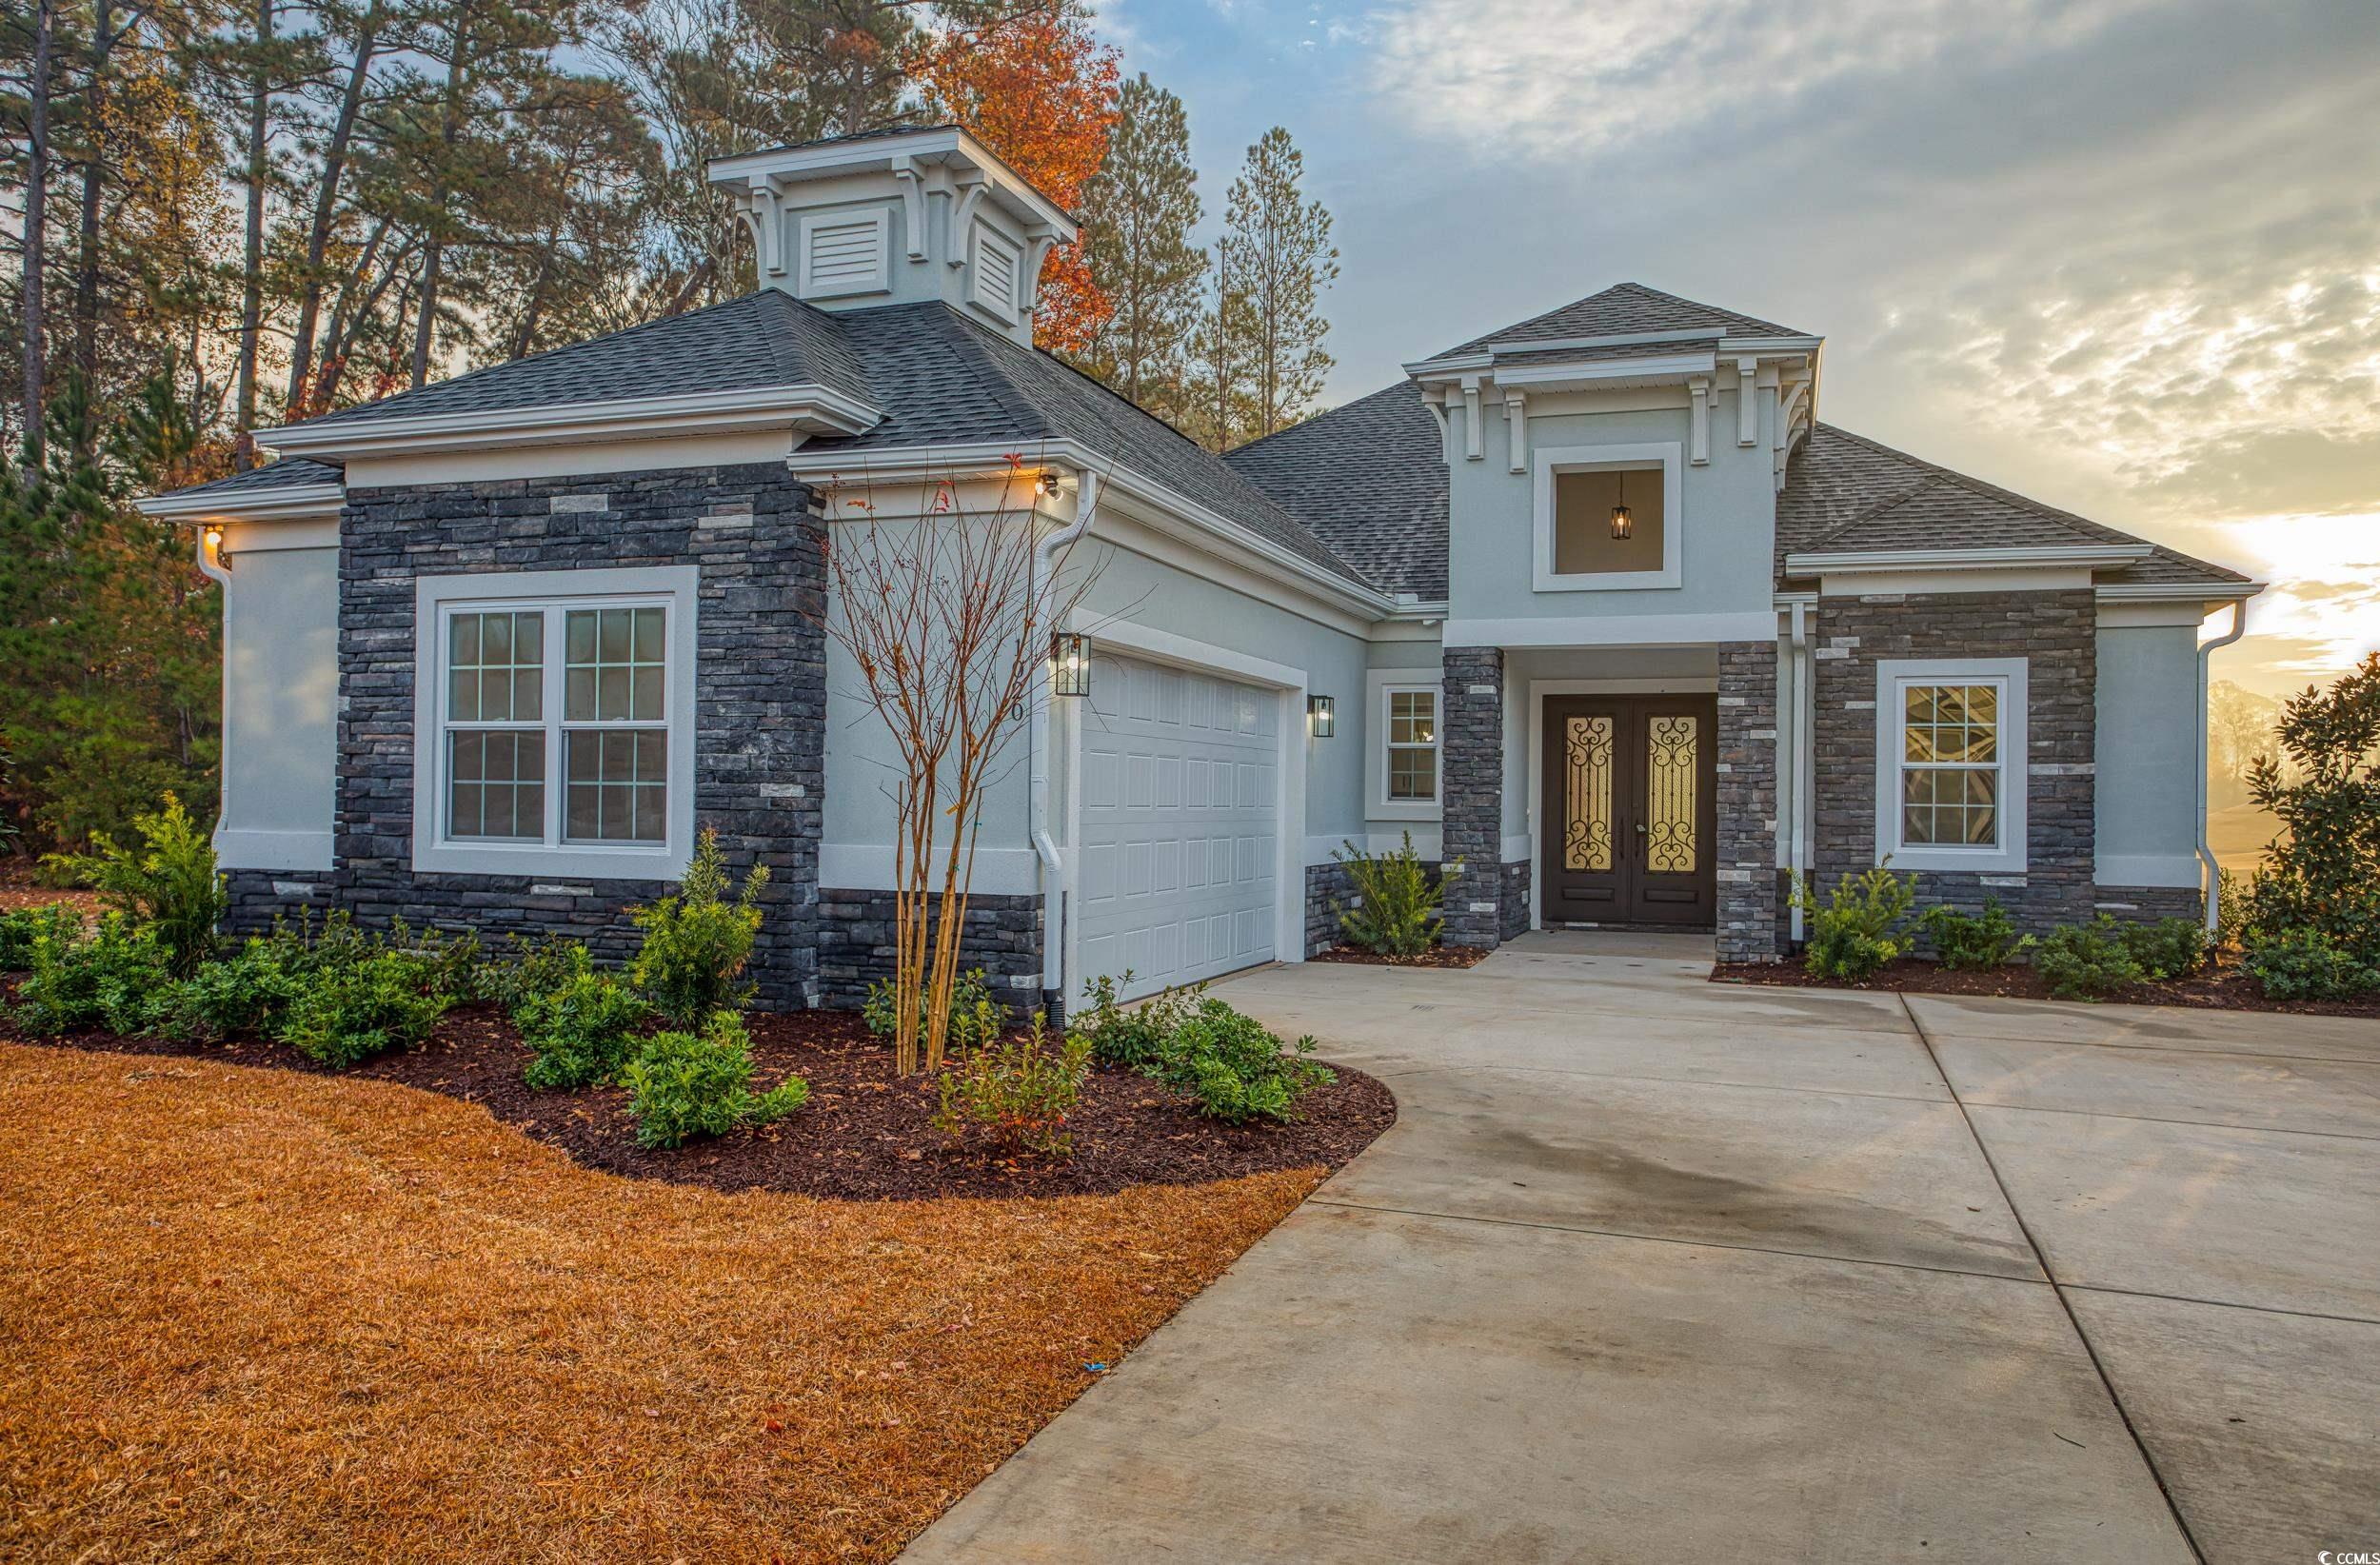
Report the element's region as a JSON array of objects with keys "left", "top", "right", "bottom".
[
  {"left": 408, "top": 239, "right": 443, "bottom": 388},
  {"left": 72, "top": 0, "right": 114, "bottom": 402},
  {"left": 20, "top": 0, "right": 55, "bottom": 457},
  {"left": 285, "top": 15, "right": 380, "bottom": 417},
  {"left": 234, "top": 0, "right": 273, "bottom": 451}
]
